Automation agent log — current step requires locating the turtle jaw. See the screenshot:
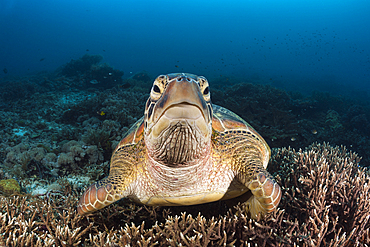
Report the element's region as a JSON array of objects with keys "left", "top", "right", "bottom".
[
  {"left": 144, "top": 73, "right": 213, "bottom": 167},
  {"left": 151, "top": 103, "right": 209, "bottom": 139},
  {"left": 145, "top": 74, "right": 212, "bottom": 135},
  {"left": 146, "top": 103, "right": 212, "bottom": 167}
]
